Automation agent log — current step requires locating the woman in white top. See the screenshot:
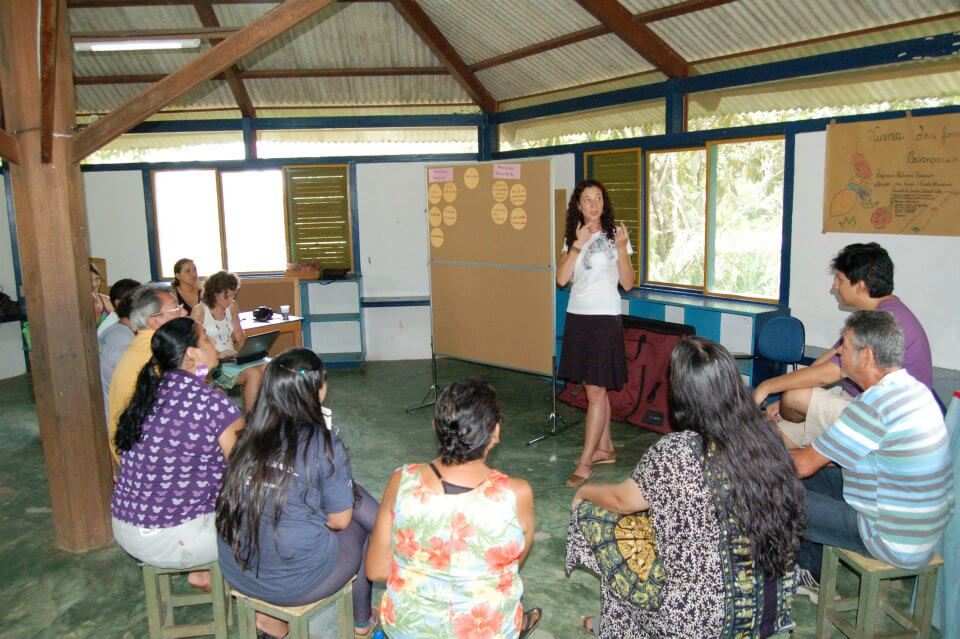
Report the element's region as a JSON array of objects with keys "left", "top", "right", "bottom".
[
  {"left": 190, "top": 270, "right": 264, "bottom": 413},
  {"left": 556, "top": 180, "right": 635, "bottom": 487}
]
